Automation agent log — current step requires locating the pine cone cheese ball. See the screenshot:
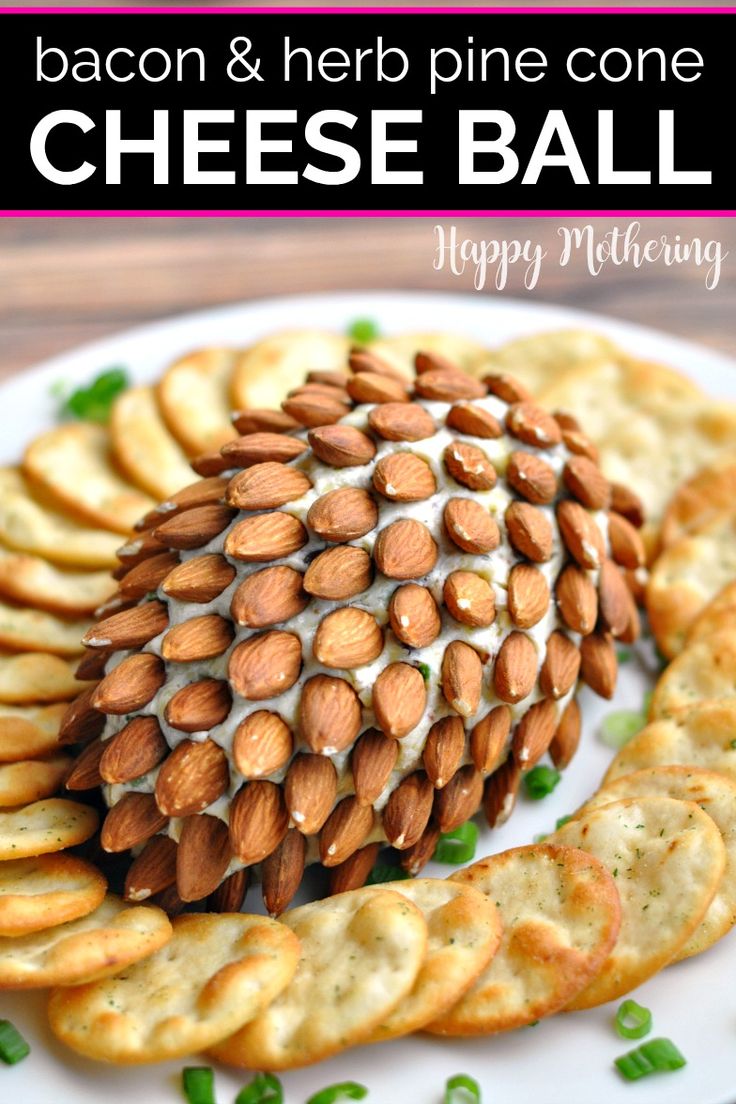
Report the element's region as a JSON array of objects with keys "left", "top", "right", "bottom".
[{"left": 63, "top": 350, "right": 644, "bottom": 915}]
